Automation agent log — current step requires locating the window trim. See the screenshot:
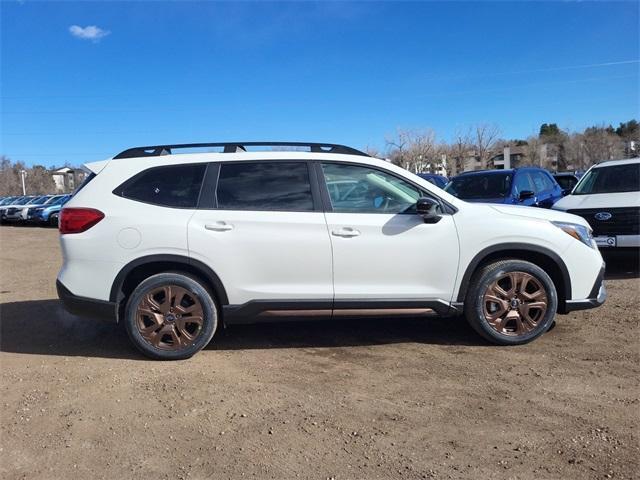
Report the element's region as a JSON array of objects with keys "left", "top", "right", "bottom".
[
  {"left": 202, "top": 160, "right": 322, "bottom": 213},
  {"left": 316, "top": 160, "right": 457, "bottom": 215},
  {"left": 112, "top": 162, "right": 208, "bottom": 210}
]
